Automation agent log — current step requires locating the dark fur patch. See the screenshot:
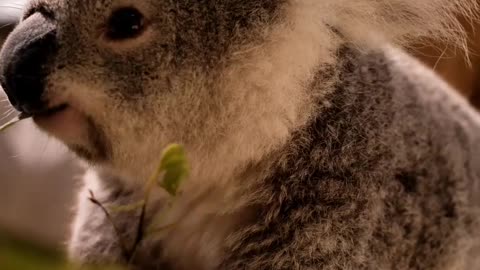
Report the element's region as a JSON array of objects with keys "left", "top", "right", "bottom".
[
  {"left": 395, "top": 171, "right": 418, "bottom": 193},
  {"left": 222, "top": 46, "right": 475, "bottom": 269}
]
